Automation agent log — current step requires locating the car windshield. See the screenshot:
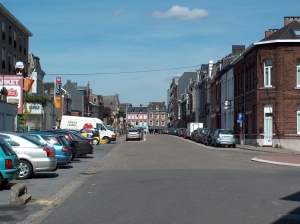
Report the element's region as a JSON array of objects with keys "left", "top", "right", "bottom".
[{"left": 219, "top": 130, "right": 233, "bottom": 134}]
